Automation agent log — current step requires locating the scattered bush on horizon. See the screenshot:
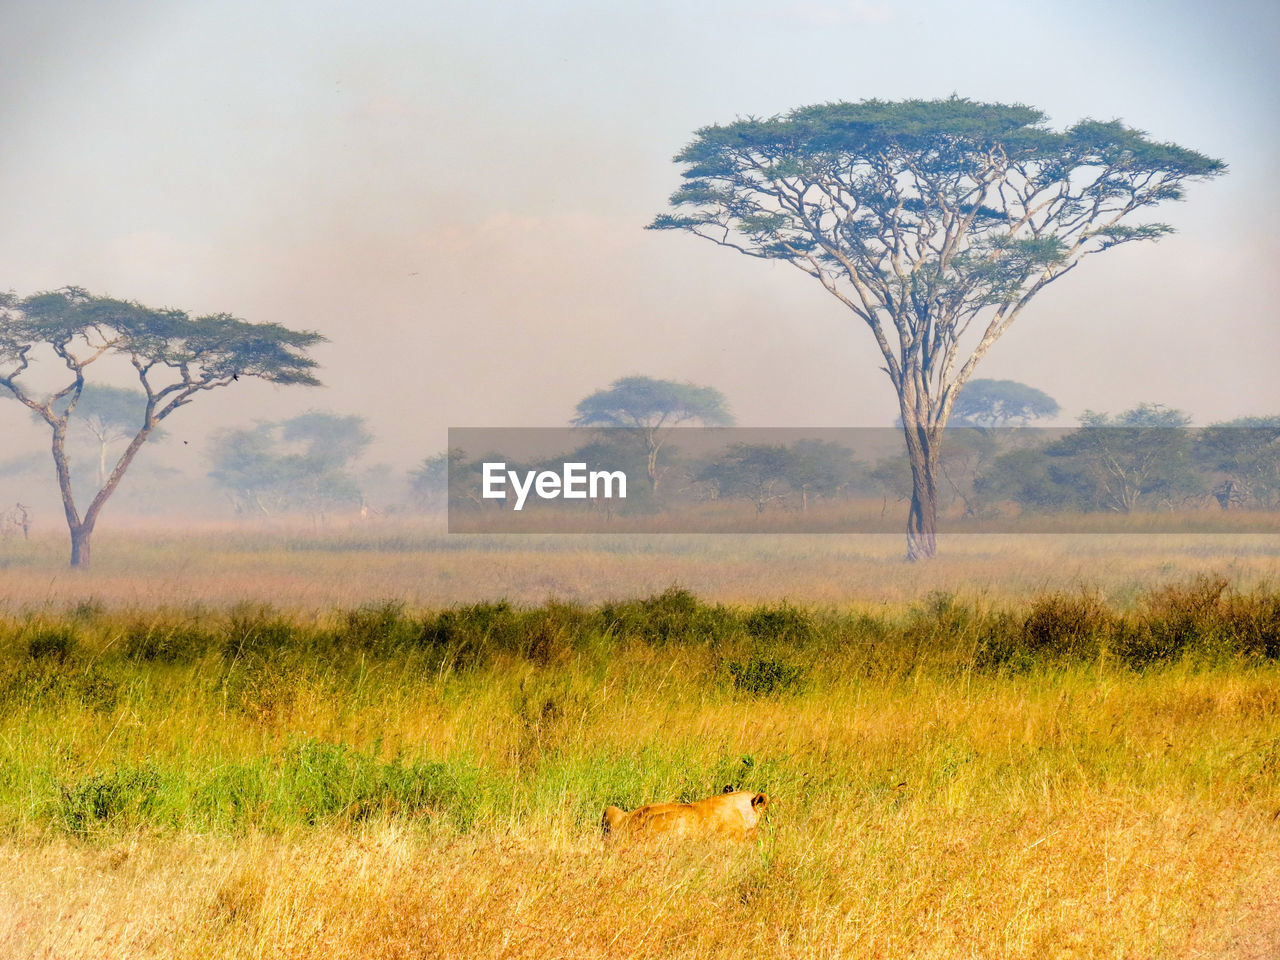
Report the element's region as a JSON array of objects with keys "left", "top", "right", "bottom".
[{"left": 1, "top": 577, "right": 1277, "bottom": 686}]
